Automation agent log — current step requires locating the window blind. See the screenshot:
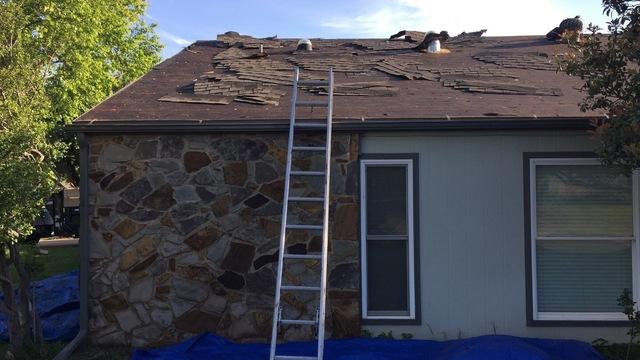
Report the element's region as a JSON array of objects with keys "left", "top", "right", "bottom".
[
  {"left": 536, "top": 240, "right": 632, "bottom": 312},
  {"left": 533, "top": 162, "right": 634, "bottom": 317},
  {"left": 536, "top": 165, "right": 633, "bottom": 237}
]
